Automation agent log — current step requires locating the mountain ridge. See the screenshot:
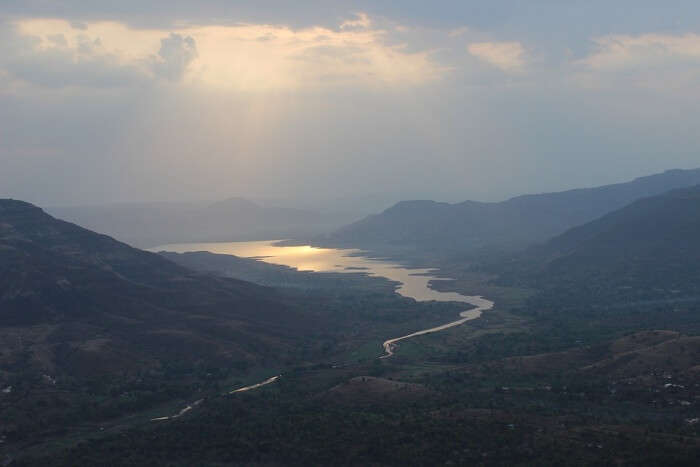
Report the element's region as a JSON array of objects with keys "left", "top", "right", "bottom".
[{"left": 322, "top": 168, "right": 700, "bottom": 254}]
